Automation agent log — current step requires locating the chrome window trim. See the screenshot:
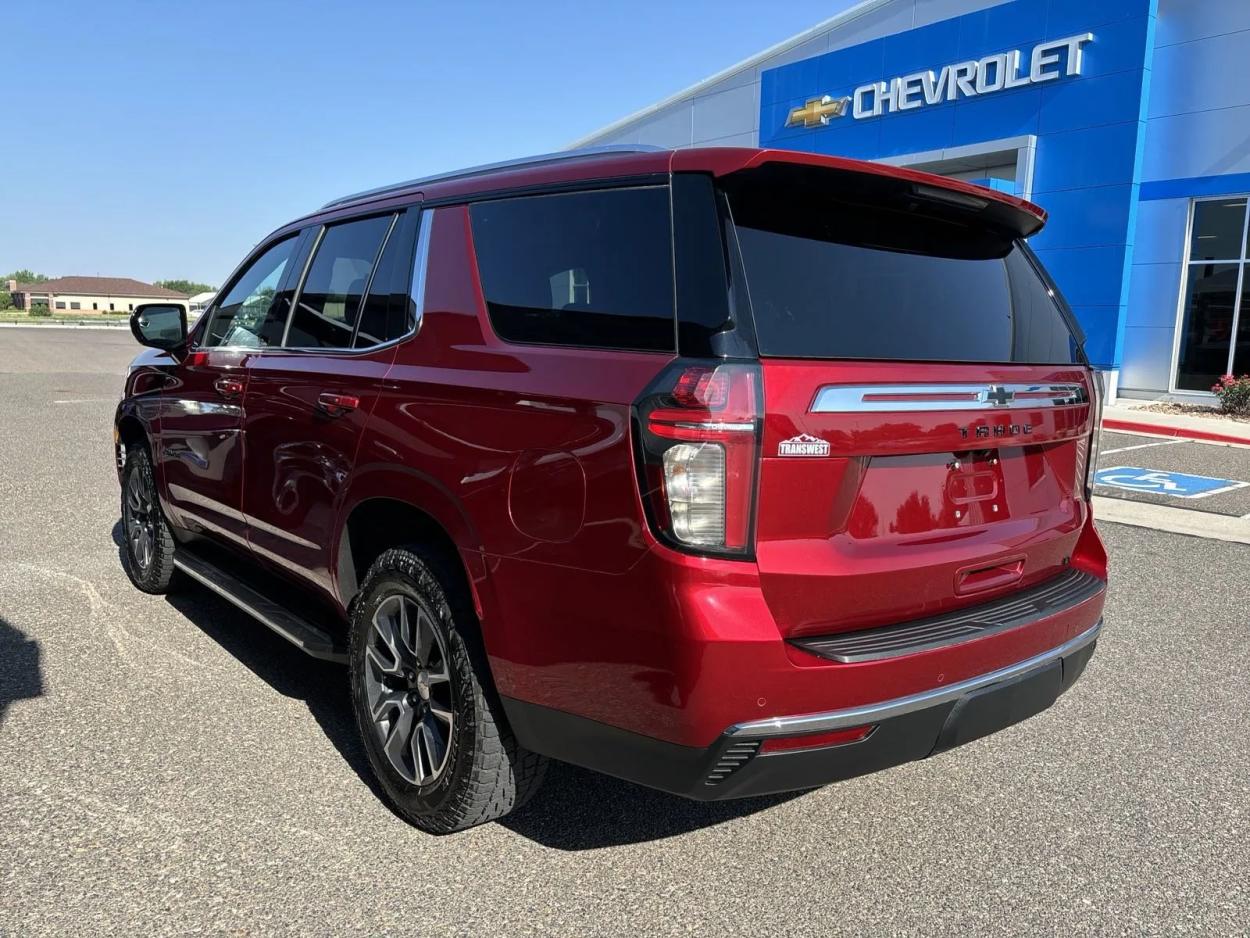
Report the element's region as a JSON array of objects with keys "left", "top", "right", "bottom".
[
  {"left": 810, "top": 383, "right": 1088, "bottom": 413},
  {"left": 261, "top": 329, "right": 414, "bottom": 357},
  {"left": 726, "top": 620, "right": 1102, "bottom": 739},
  {"left": 409, "top": 209, "right": 435, "bottom": 338}
]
